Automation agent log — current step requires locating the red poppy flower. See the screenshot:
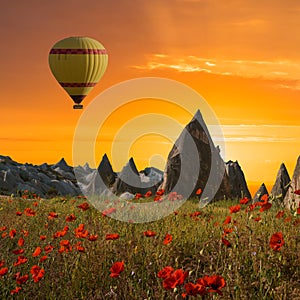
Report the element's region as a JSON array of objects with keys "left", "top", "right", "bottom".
[
  {"left": 196, "top": 188, "right": 202, "bottom": 195},
  {"left": 248, "top": 204, "right": 257, "bottom": 211},
  {"left": 275, "top": 211, "right": 284, "bottom": 219},
  {"left": 145, "top": 191, "right": 152, "bottom": 197},
  {"left": 229, "top": 205, "right": 241, "bottom": 214},
  {"left": 0, "top": 260, "right": 4, "bottom": 267},
  {"left": 9, "top": 229, "right": 17, "bottom": 239},
  {"left": 163, "top": 269, "right": 188, "bottom": 290},
  {"left": 222, "top": 228, "right": 233, "bottom": 236},
  {"left": 135, "top": 193, "right": 143, "bottom": 199},
  {"left": 182, "top": 282, "right": 206, "bottom": 297},
  {"left": 77, "top": 202, "right": 90, "bottom": 211},
  {"left": 143, "top": 230, "right": 156, "bottom": 237},
  {"left": 24, "top": 207, "right": 36, "bottom": 216},
  {"left": 59, "top": 240, "right": 72, "bottom": 253},
  {"left": 260, "top": 194, "right": 269, "bottom": 203},
  {"left": 44, "top": 245, "right": 54, "bottom": 254},
  {"left": 16, "top": 211, "right": 22, "bottom": 216},
  {"left": 223, "top": 216, "right": 231, "bottom": 225},
  {"left": 270, "top": 232, "right": 284, "bottom": 251},
  {"left": 12, "top": 249, "right": 25, "bottom": 255},
  {"left": 2, "top": 232, "right": 7, "bottom": 238},
  {"left": 254, "top": 217, "right": 261, "bottom": 222},
  {"left": 13, "top": 256, "right": 28, "bottom": 267},
  {"left": 48, "top": 212, "right": 58, "bottom": 219},
  {"left": 102, "top": 207, "right": 116, "bottom": 216},
  {"left": 297, "top": 207, "right": 300, "bottom": 215},
  {"left": 201, "top": 275, "right": 226, "bottom": 295},
  {"left": 157, "top": 266, "right": 174, "bottom": 279},
  {"left": 74, "top": 224, "right": 89, "bottom": 238},
  {"left": 0, "top": 226, "right": 7, "bottom": 231},
  {"left": 32, "top": 247, "right": 42, "bottom": 257},
  {"left": 284, "top": 217, "right": 291, "bottom": 223},
  {"left": 66, "top": 214, "right": 76, "bottom": 222},
  {"left": 75, "top": 242, "right": 85, "bottom": 253},
  {"left": 40, "top": 256, "right": 48, "bottom": 262},
  {"left": 293, "top": 189, "right": 300, "bottom": 195},
  {"left": 221, "top": 238, "right": 231, "bottom": 247},
  {"left": 240, "top": 197, "right": 249, "bottom": 205},
  {"left": 163, "top": 233, "right": 173, "bottom": 245},
  {"left": 18, "top": 238, "right": 24, "bottom": 247},
  {"left": 88, "top": 234, "right": 98, "bottom": 241},
  {"left": 40, "top": 235, "right": 46, "bottom": 241},
  {"left": 110, "top": 261, "right": 124, "bottom": 278},
  {"left": 21, "top": 229, "right": 29, "bottom": 237},
  {"left": 156, "top": 189, "right": 165, "bottom": 196},
  {"left": 190, "top": 211, "right": 202, "bottom": 218},
  {"left": 0, "top": 267, "right": 8, "bottom": 277},
  {"left": 10, "top": 287, "right": 22, "bottom": 295},
  {"left": 259, "top": 202, "right": 272, "bottom": 212},
  {"left": 16, "top": 274, "right": 29, "bottom": 284},
  {"left": 154, "top": 196, "right": 162, "bottom": 202},
  {"left": 106, "top": 233, "right": 120, "bottom": 240},
  {"left": 168, "top": 191, "right": 183, "bottom": 201},
  {"left": 53, "top": 229, "right": 68, "bottom": 238},
  {"left": 30, "top": 265, "right": 44, "bottom": 282}
]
